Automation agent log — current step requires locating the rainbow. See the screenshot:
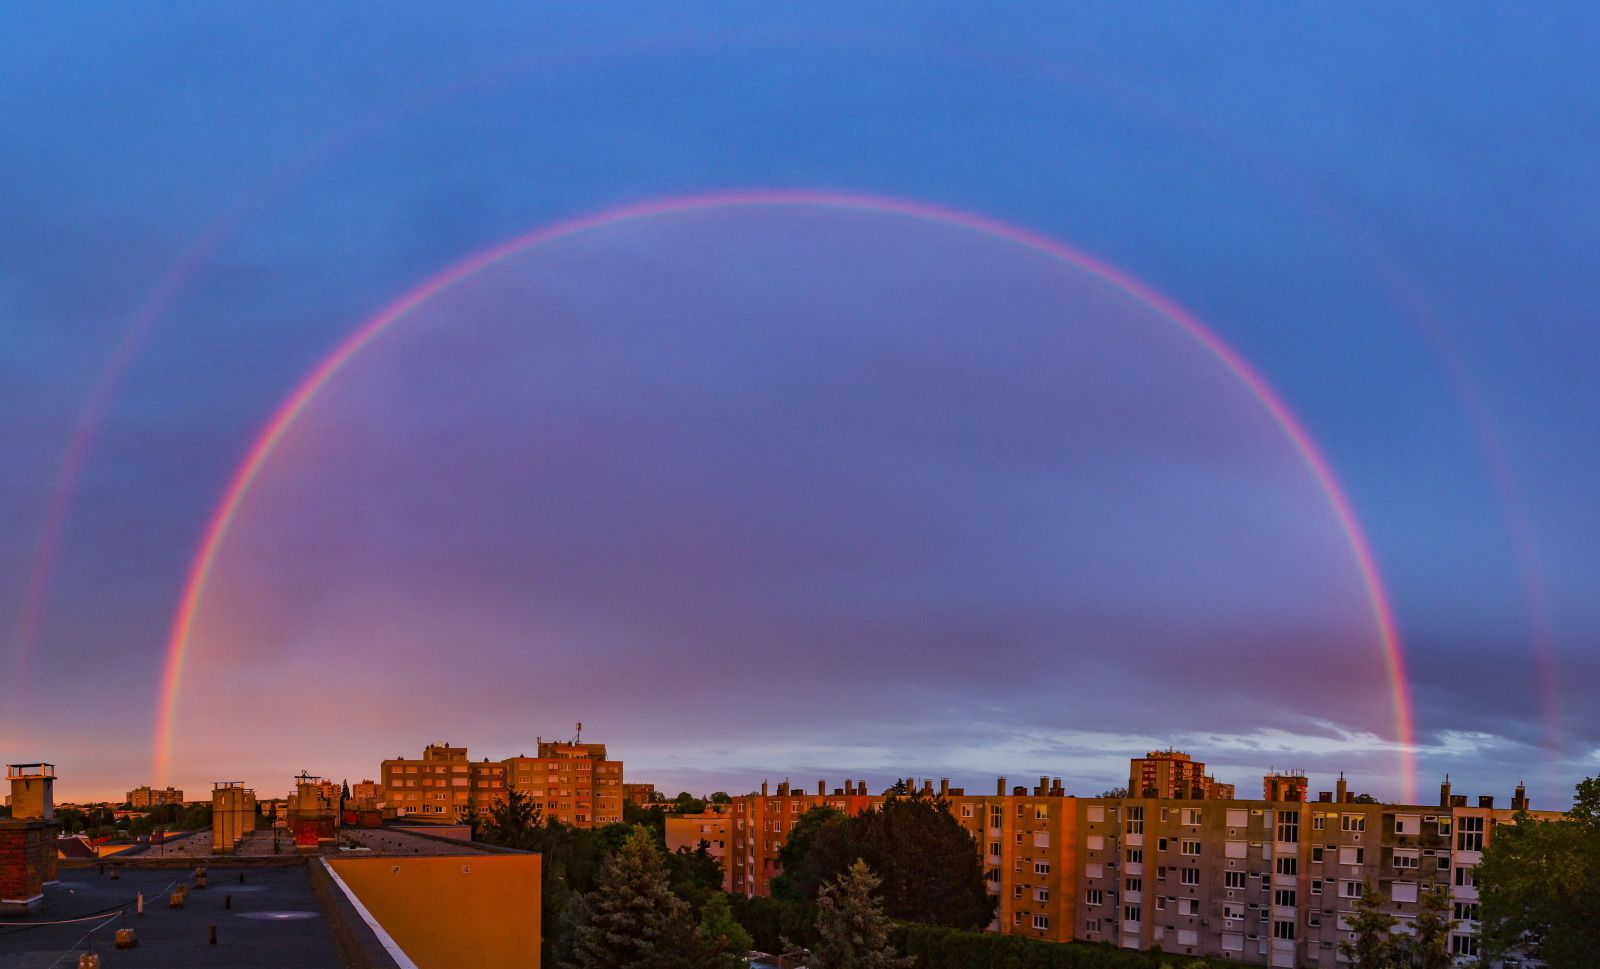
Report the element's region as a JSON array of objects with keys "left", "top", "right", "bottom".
[{"left": 154, "top": 189, "right": 1416, "bottom": 799}]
